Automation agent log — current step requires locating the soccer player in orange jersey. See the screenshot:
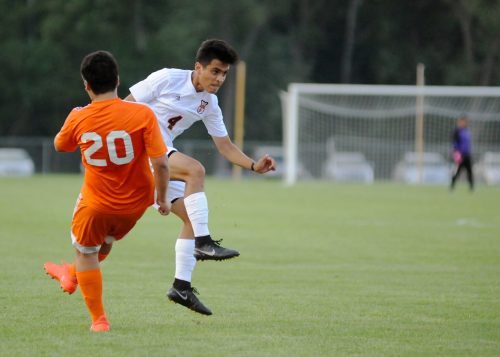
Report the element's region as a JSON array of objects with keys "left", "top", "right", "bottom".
[{"left": 44, "top": 50, "right": 171, "bottom": 332}]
